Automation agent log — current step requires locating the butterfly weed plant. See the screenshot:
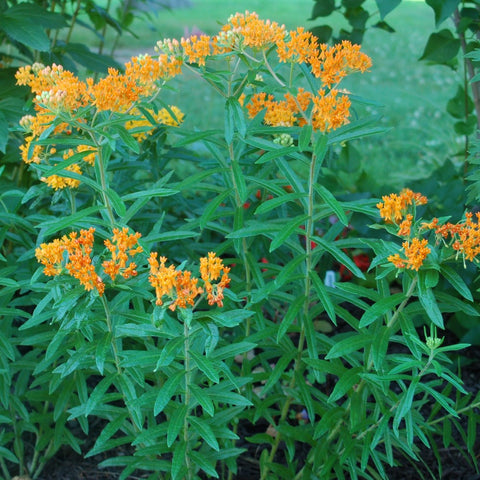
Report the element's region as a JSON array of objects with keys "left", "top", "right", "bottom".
[{"left": 1, "top": 10, "right": 480, "bottom": 480}]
